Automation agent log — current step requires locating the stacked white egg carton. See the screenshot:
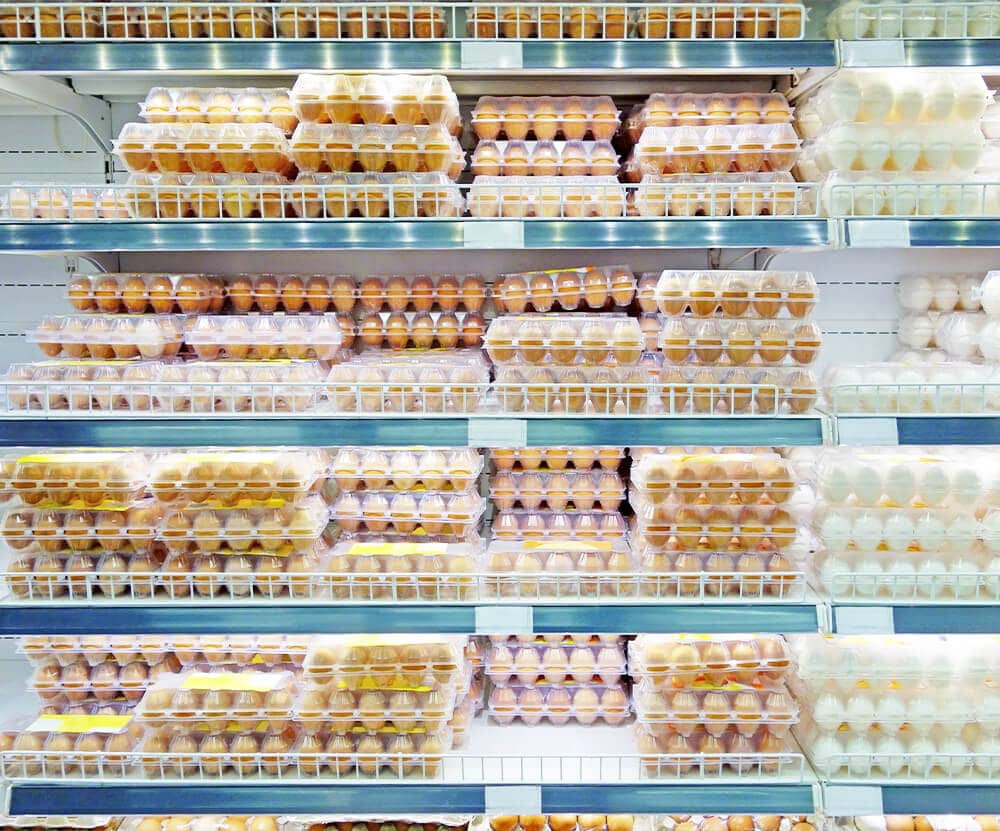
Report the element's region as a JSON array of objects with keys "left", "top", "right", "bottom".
[
  {"left": 791, "top": 635, "right": 1000, "bottom": 779},
  {"left": 814, "top": 448, "right": 1000, "bottom": 601},
  {"left": 630, "top": 634, "right": 804, "bottom": 778},
  {"left": 826, "top": 0, "right": 1000, "bottom": 39},
  {"left": 797, "top": 70, "right": 998, "bottom": 218},
  {"left": 484, "top": 634, "right": 629, "bottom": 726},
  {"left": 894, "top": 272, "right": 990, "bottom": 364}
]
